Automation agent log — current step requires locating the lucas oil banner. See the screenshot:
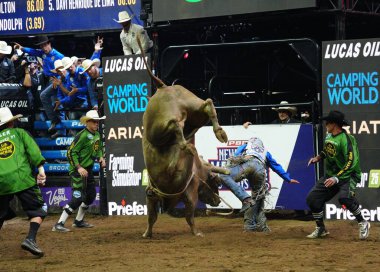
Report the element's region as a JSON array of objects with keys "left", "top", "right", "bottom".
[
  {"left": 103, "top": 54, "right": 150, "bottom": 216},
  {"left": 322, "top": 38, "right": 380, "bottom": 222},
  {"left": 195, "top": 124, "right": 316, "bottom": 210}
]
